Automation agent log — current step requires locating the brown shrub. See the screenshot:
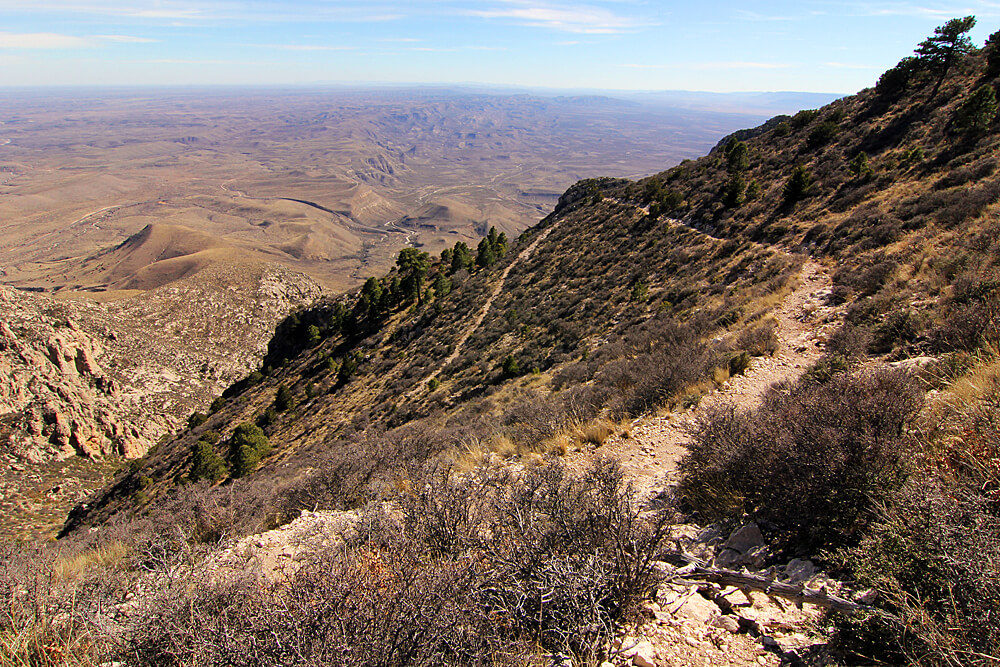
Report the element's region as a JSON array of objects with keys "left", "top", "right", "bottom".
[
  {"left": 737, "top": 319, "right": 779, "bottom": 356},
  {"left": 677, "top": 367, "right": 922, "bottom": 551}
]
